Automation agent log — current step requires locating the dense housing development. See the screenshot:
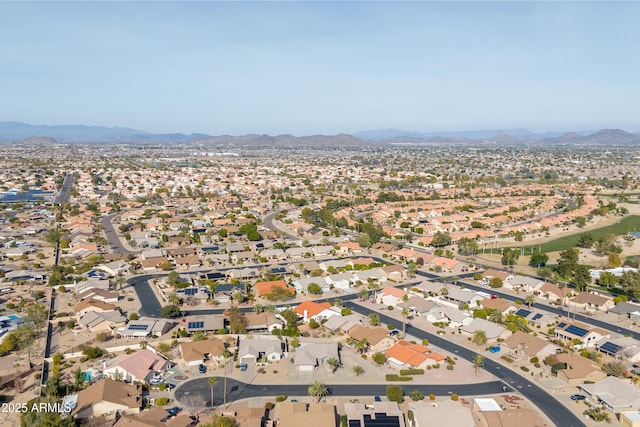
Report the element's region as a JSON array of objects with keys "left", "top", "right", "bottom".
[{"left": 1, "top": 139, "right": 640, "bottom": 427}]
